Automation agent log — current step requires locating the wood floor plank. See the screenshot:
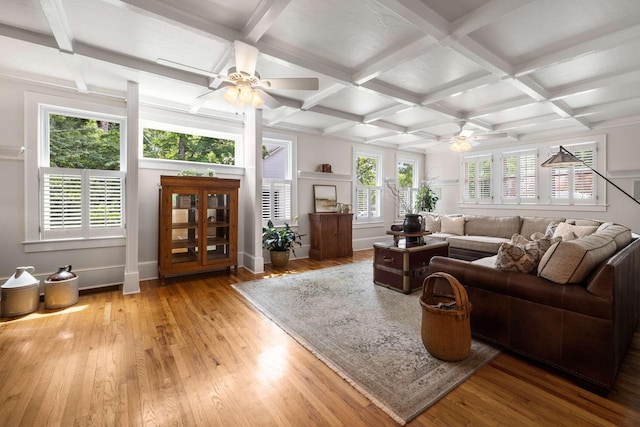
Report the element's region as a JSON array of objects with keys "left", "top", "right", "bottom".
[{"left": 0, "top": 249, "right": 638, "bottom": 426}]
